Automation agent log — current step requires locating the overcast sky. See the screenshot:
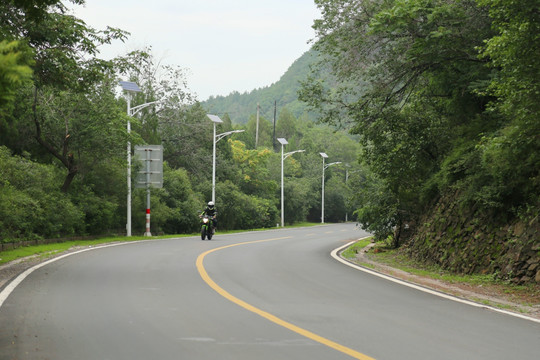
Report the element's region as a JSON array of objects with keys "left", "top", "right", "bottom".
[{"left": 69, "top": 0, "right": 320, "bottom": 101}]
